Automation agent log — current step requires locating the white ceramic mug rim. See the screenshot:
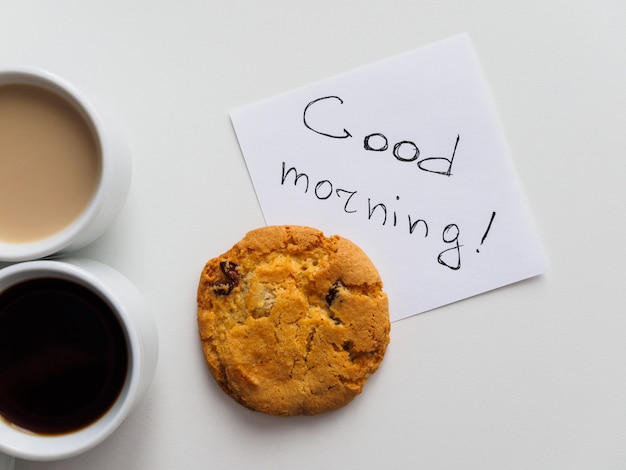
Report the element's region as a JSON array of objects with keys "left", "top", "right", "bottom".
[
  {"left": 0, "top": 66, "right": 110, "bottom": 262},
  {"left": 0, "top": 260, "right": 142, "bottom": 461}
]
